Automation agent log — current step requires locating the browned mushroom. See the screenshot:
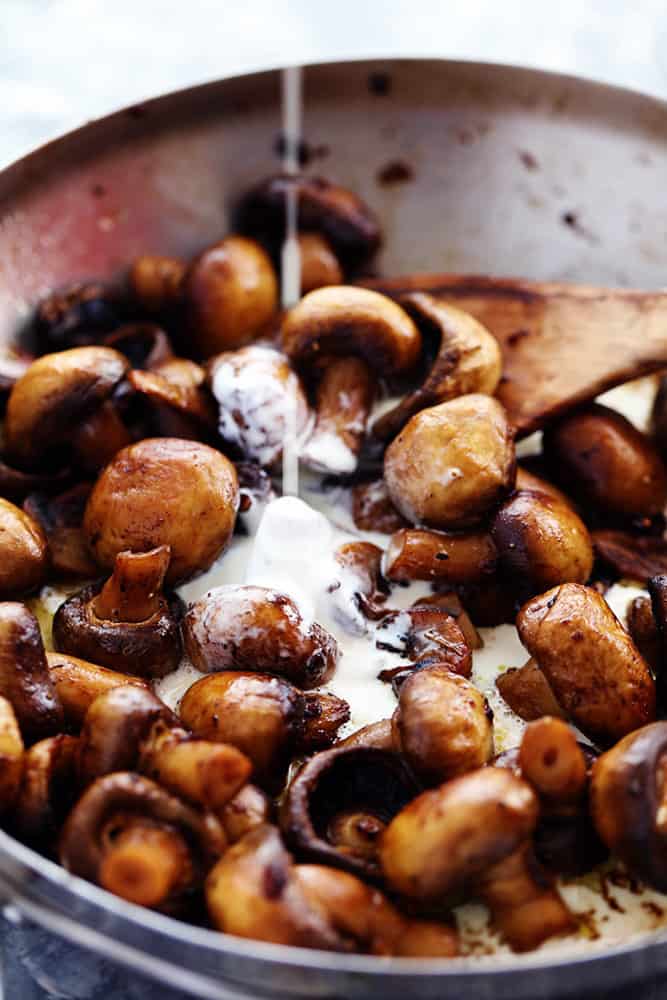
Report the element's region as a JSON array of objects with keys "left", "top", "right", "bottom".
[
  {"left": 543, "top": 403, "right": 667, "bottom": 519},
  {"left": 207, "top": 345, "right": 311, "bottom": 469},
  {"left": 380, "top": 767, "right": 575, "bottom": 951},
  {"left": 338, "top": 719, "right": 395, "bottom": 751},
  {"left": 179, "top": 672, "right": 348, "bottom": 789},
  {"left": 129, "top": 256, "right": 186, "bottom": 314},
  {"left": 0, "top": 603, "right": 63, "bottom": 743},
  {"left": 518, "top": 717, "right": 587, "bottom": 805},
  {"left": 0, "top": 460, "right": 71, "bottom": 506},
  {"left": 127, "top": 368, "right": 216, "bottom": 441},
  {"left": 590, "top": 722, "right": 667, "bottom": 891},
  {"left": 517, "top": 583, "right": 655, "bottom": 744},
  {"left": 383, "top": 527, "right": 498, "bottom": 585},
  {"left": 183, "top": 237, "right": 278, "bottom": 357},
  {"left": 183, "top": 585, "right": 338, "bottom": 688},
  {"left": 373, "top": 293, "right": 502, "bottom": 441},
  {"left": 280, "top": 746, "right": 419, "bottom": 881},
  {"left": 297, "top": 232, "right": 343, "bottom": 293},
  {"left": 351, "top": 479, "right": 409, "bottom": 534},
  {"left": 52, "top": 546, "right": 184, "bottom": 678},
  {"left": 218, "top": 784, "right": 271, "bottom": 843},
  {"left": 83, "top": 438, "right": 239, "bottom": 584},
  {"left": 648, "top": 575, "right": 667, "bottom": 705},
  {"left": 330, "top": 541, "right": 389, "bottom": 627},
  {"left": 4, "top": 347, "right": 131, "bottom": 473},
  {"left": 496, "top": 659, "right": 566, "bottom": 722},
  {"left": 455, "top": 574, "right": 520, "bottom": 628},
  {"left": 393, "top": 667, "right": 493, "bottom": 785},
  {"left": 384, "top": 394, "right": 516, "bottom": 530},
  {"left": 374, "top": 606, "right": 472, "bottom": 676},
  {"left": 60, "top": 772, "right": 226, "bottom": 909},
  {"left": 593, "top": 530, "right": 667, "bottom": 584},
  {"left": 33, "top": 282, "right": 123, "bottom": 353},
  {"left": 104, "top": 321, "right": 174, "bottom": 371},
  {"left": 627, "top": 595, "right": 661, "bottom": 674},
  {"left": 47, "top": 651, "right": 148, "bottom": 728},
  {"left": 410, "top": 592, "right": 482, "bottom": 651},
  {"left": 300, "top": 356, "right": 376, "bottom": 475},
  {"left": 0, "top": 696, "right": 24, "bottom": 812},
  {"left": 23, "top": 484, "right": 97, "bottom": 579},
  {"left": 12, "top": 734, "right": 78, "bottom": 844},
  {"left": 0, "top": 499, "right": 48, "bottom": 597}
]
